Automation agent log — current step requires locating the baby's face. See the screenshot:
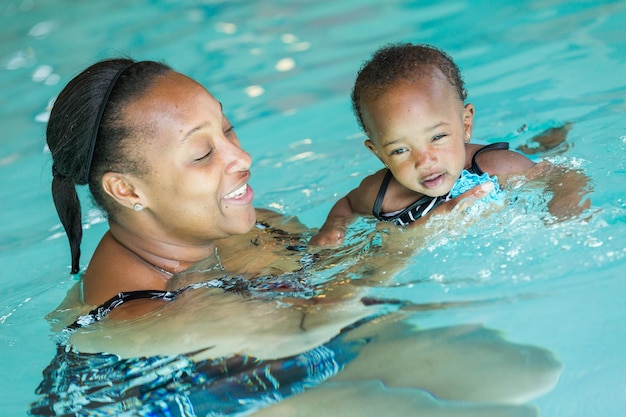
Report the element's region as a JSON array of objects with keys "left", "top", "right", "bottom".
[{"left": 362, "top": 73, "right": 474, "bottom": 197}]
